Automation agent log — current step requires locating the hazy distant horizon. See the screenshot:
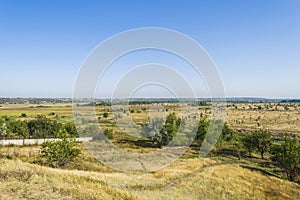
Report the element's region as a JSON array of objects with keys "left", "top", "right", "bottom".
[{"left": 0, "top": 96, "right": 299, "bottom": 100}]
